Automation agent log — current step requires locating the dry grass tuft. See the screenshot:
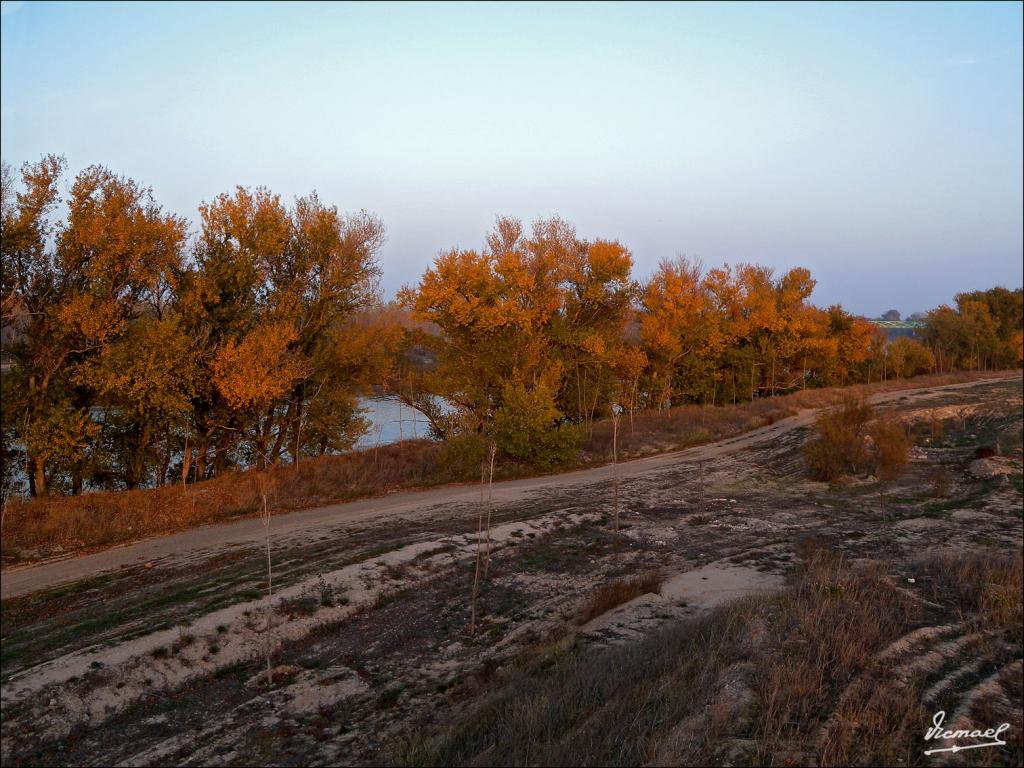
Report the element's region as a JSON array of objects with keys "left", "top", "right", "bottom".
[
  {"left": 917, "top": 548, "right": 1023, "bottom": 641},
  {"left": 812, "top": 549, "right": 1023, "bottom": 766},
  {"left": 574, "top": 572, "right": 662, "bottom": 625}
]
